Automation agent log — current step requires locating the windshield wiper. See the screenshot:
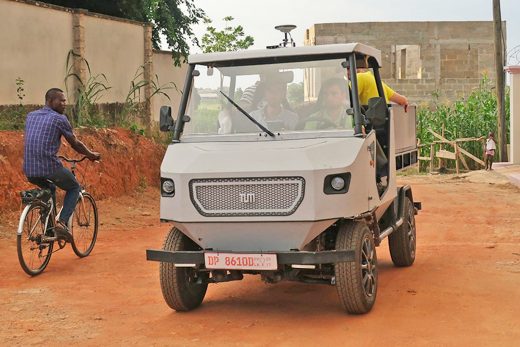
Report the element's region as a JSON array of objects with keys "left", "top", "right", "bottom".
[{"left": 219, "top": 91, "right": 275, "bottom": 137}]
